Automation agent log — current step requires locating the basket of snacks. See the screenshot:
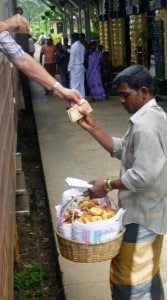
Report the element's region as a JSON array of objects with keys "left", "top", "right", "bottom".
[{"left": 55, "top": 190, "right": 126, "bottom": 263}]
